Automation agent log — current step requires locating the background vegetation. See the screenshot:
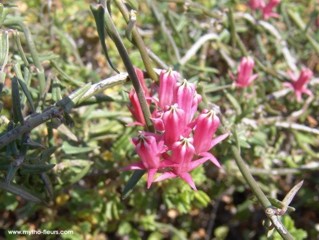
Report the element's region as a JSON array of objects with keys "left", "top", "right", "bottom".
[{"left": 0, "top": 0, "right": 318, "bottom": 239}]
